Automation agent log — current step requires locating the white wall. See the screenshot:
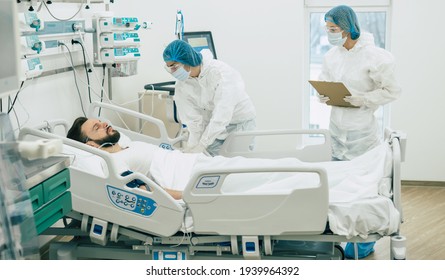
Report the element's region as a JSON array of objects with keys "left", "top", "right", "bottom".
[
  {"left": 6, "top": 0, "right": 445, "bottom": 182},
  {"left": 391, "top": 0, "right": 445, "bottom": 181}
]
